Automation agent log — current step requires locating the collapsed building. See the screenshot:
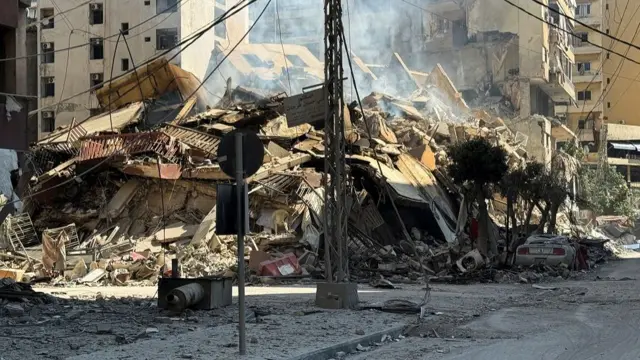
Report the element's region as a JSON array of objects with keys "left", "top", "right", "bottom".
[{"left": 0, "top": 38, "right": 591, "bottom": 286}]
